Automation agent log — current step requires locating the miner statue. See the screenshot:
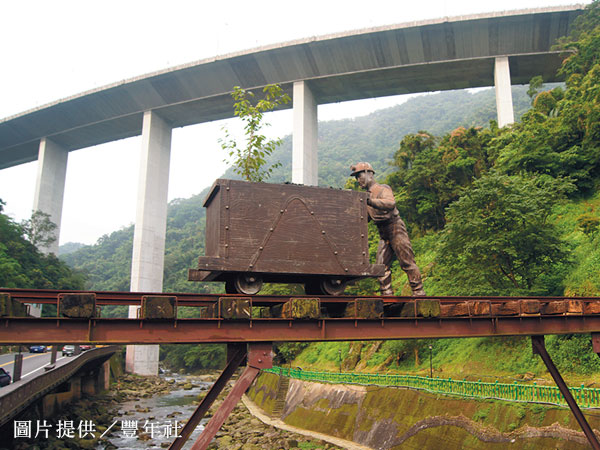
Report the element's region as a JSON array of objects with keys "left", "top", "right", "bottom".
[{"left": 351, "top": 162, "right": 426, "bottom": 296}]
